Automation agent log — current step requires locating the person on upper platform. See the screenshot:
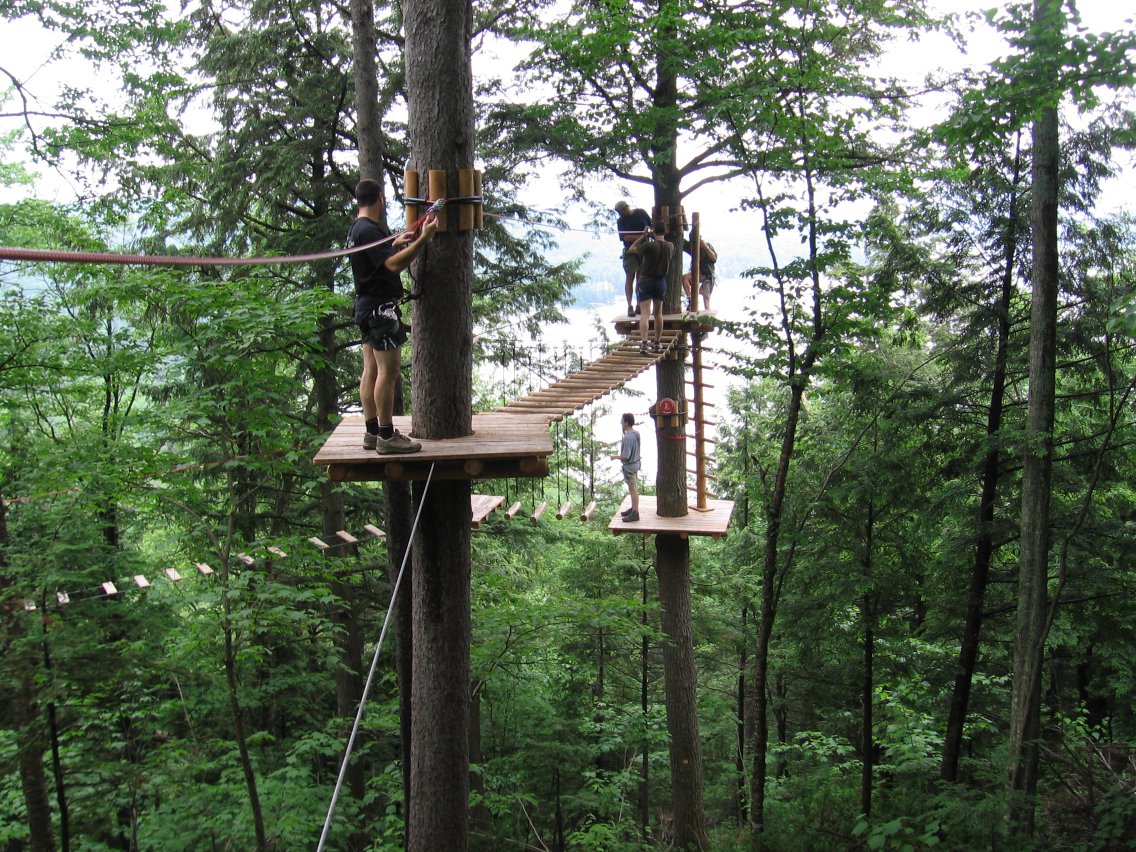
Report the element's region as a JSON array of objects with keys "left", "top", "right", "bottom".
[
  {"left": 682, "top": 236, "right": 718, "bottom": 310},
  {"left": 626, "top": 220, "right": 672, "bottom": 355},
  {"left": 614, "top": 199, "right": 652, "bottom": 317}
]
